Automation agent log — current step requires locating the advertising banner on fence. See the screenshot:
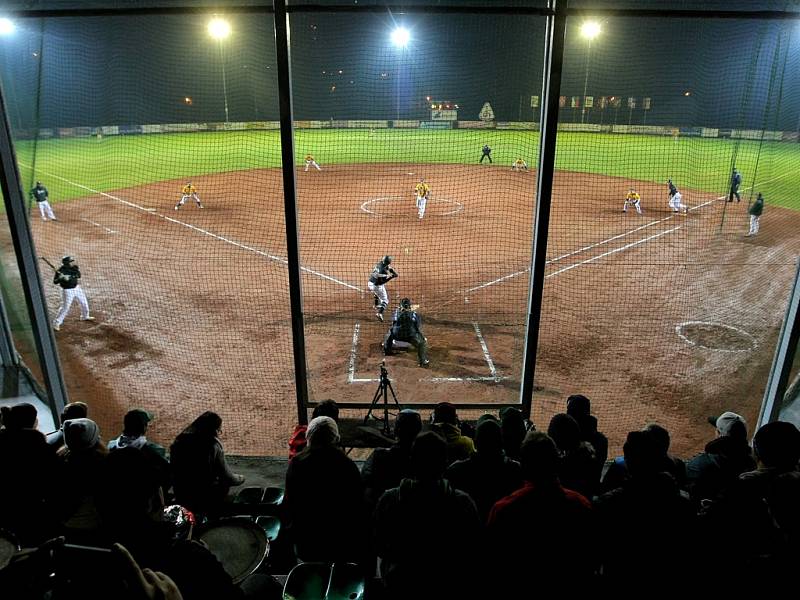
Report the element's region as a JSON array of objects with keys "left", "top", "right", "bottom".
[
  {"left": 457, "top": 121, "right": 495, "bottom": 129},
  {"left": 496, "top": 122, "right": 537, "bottom": 130},
  {"left": 420, "top": 121, "right": 452, "bottom": 129},
  {"left": 393, "top": 120, "right": 420, "bottom": 128}
]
